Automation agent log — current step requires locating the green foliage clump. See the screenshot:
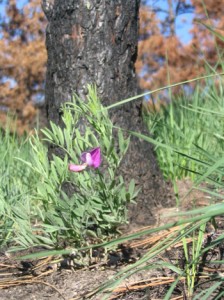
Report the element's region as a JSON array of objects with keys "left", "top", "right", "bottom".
[
  {"left": 28, "top": 86, "right": 138, "bottom": 248},
  {"left": 145, "top": 80, "right": 224, "bottom": 182},
  {"left": 0, "top": 127, "right": 39, "bottom": 249}
]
